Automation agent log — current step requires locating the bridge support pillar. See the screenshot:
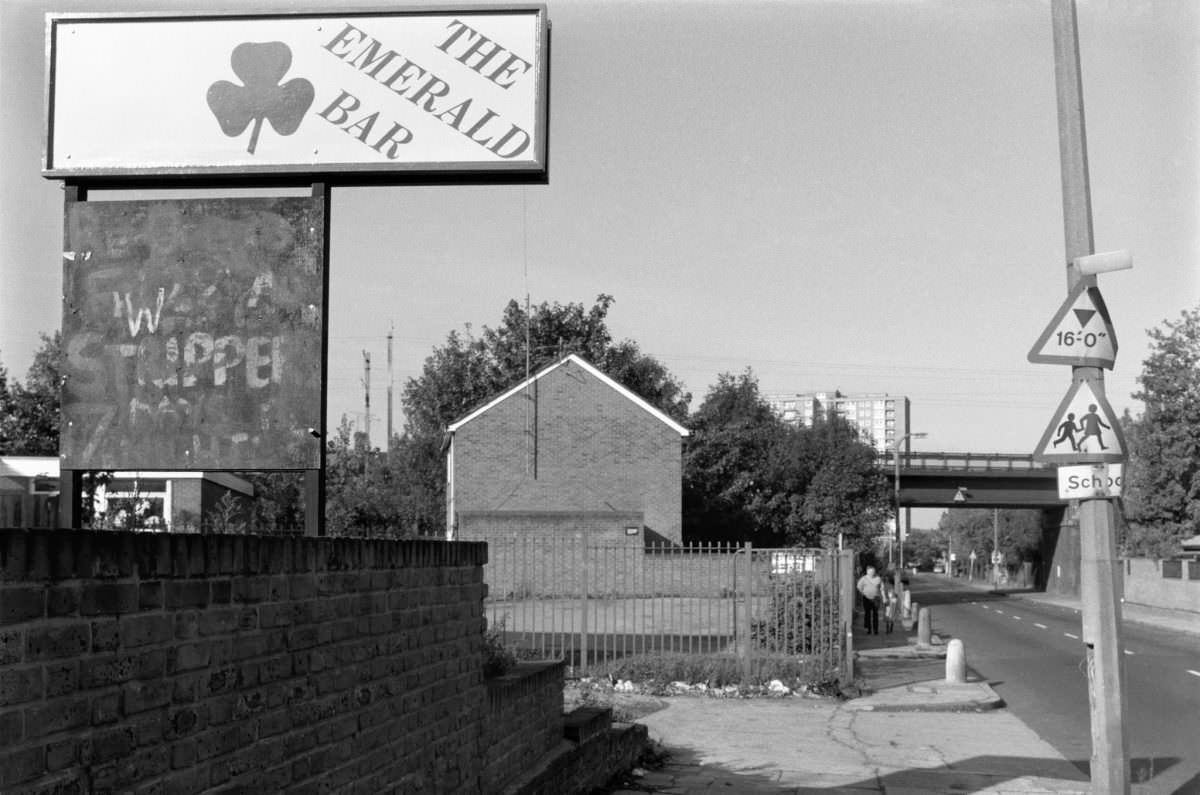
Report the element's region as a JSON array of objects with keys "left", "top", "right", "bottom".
[{"left": 1041, "top": 505, "right": 1081, "bottom": 596}]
